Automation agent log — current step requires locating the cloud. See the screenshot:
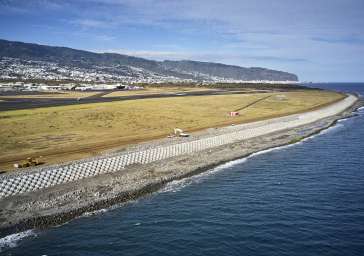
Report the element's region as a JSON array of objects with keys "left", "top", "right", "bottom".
[
  {"left": 0, "top": 0, "right": 64, "bottom": 10},
  {"left": 246, "top": 56, "right": 309, "bottom": 63},
  {"left": 311, "top": 36, "right": 364, "bottom": 45},
  {"left": 1, "top": 0, "right": 364, "bottom": 81},
  {"left": 95, "top": 35, "right": 116, "bottom": 41},
  {"left": 72, "top": 19, "right": 114, "bottom": 29}
]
